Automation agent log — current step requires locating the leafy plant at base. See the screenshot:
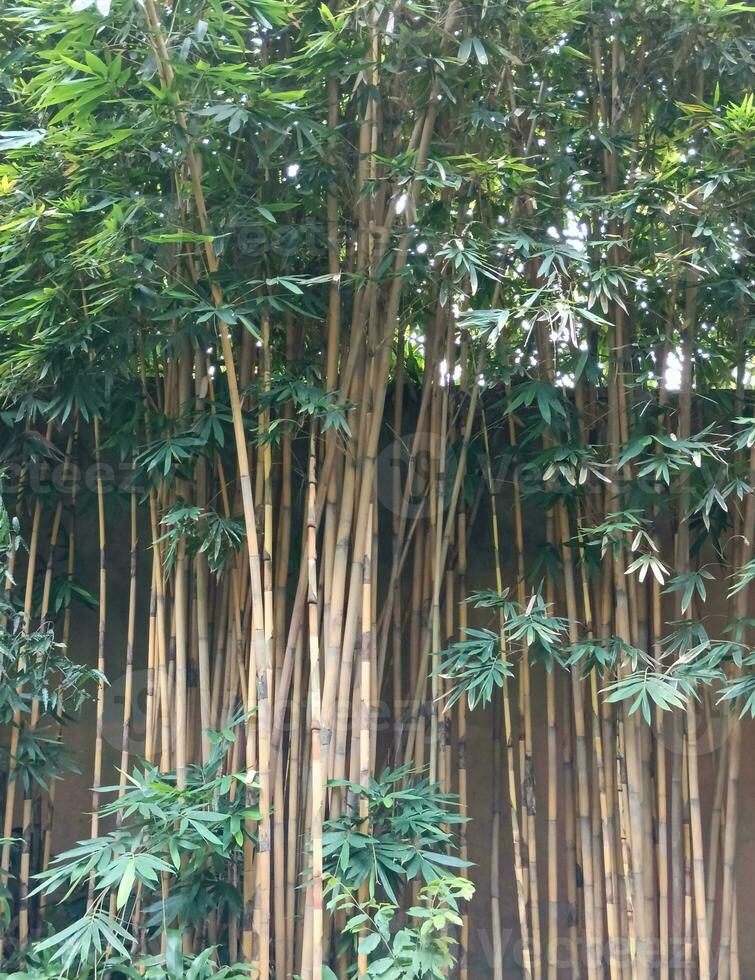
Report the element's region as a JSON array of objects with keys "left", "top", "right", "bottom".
[
  {"left": 323, "top": 767, "right": 468, "bottom": 905},
  {"left": 0, "top": 940, "right": 254, "bottom": 980},
  {"left": 325, "top": 875, "right": 474, "bottom": 980},
  {"left": 29, "top": 719, "right": 258, "bottom": 974},
  {"left": 0, "top": 494, "right": 102, "bottom": 930}
]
